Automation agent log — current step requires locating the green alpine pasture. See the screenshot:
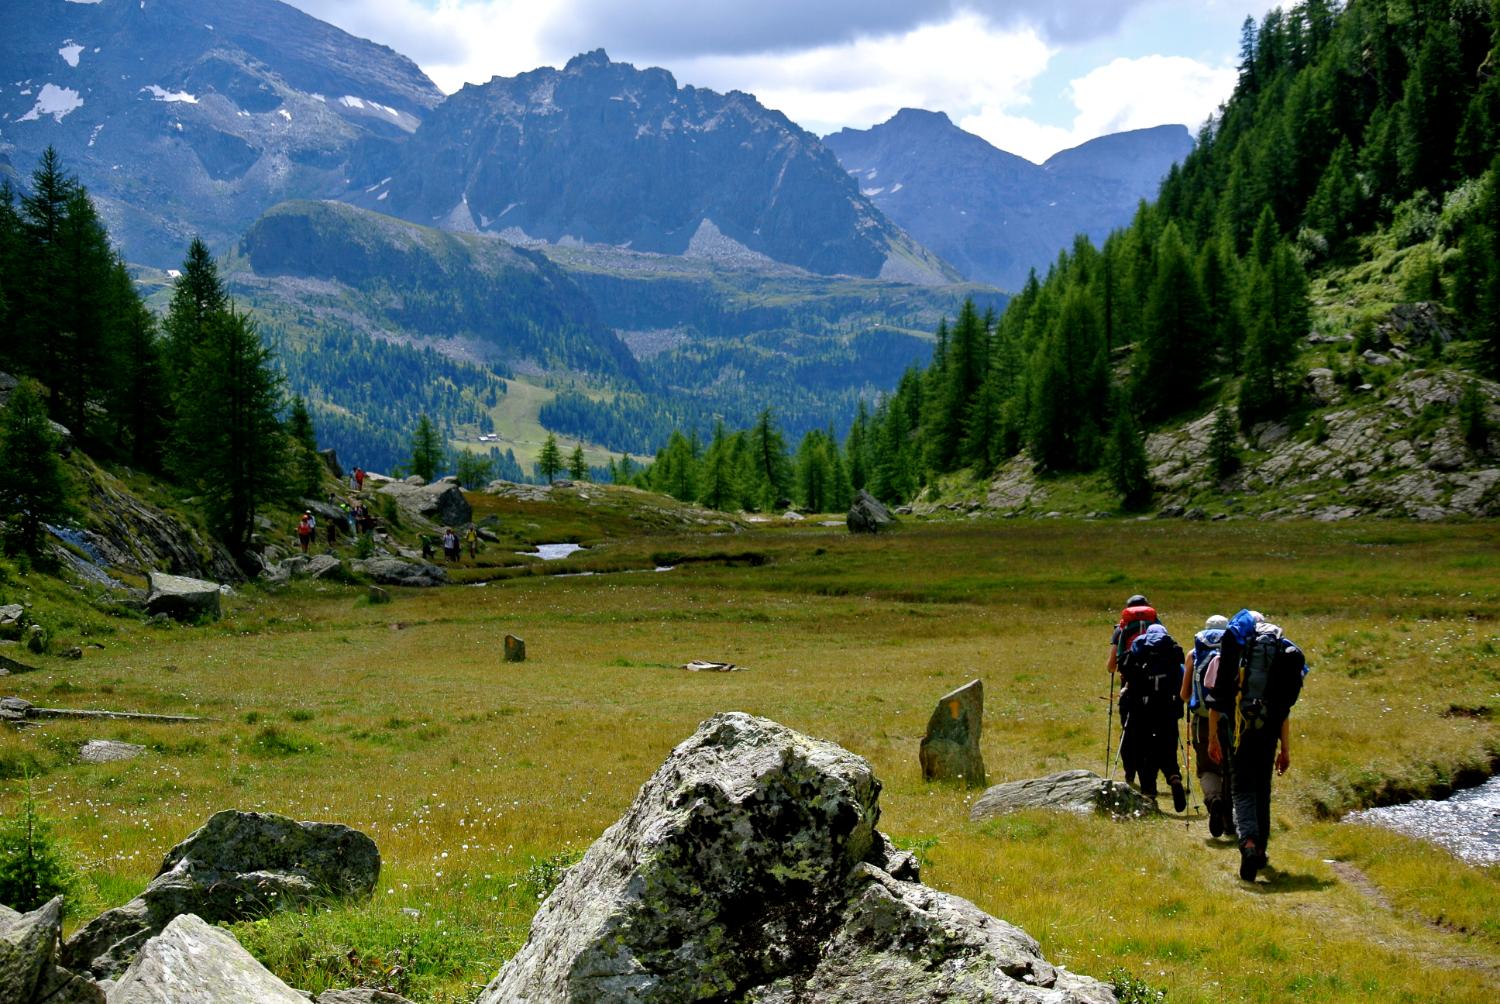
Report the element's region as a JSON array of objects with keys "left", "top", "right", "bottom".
[{"left": 2, "top": 517, "right": 1498, "bottom": 1003}]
